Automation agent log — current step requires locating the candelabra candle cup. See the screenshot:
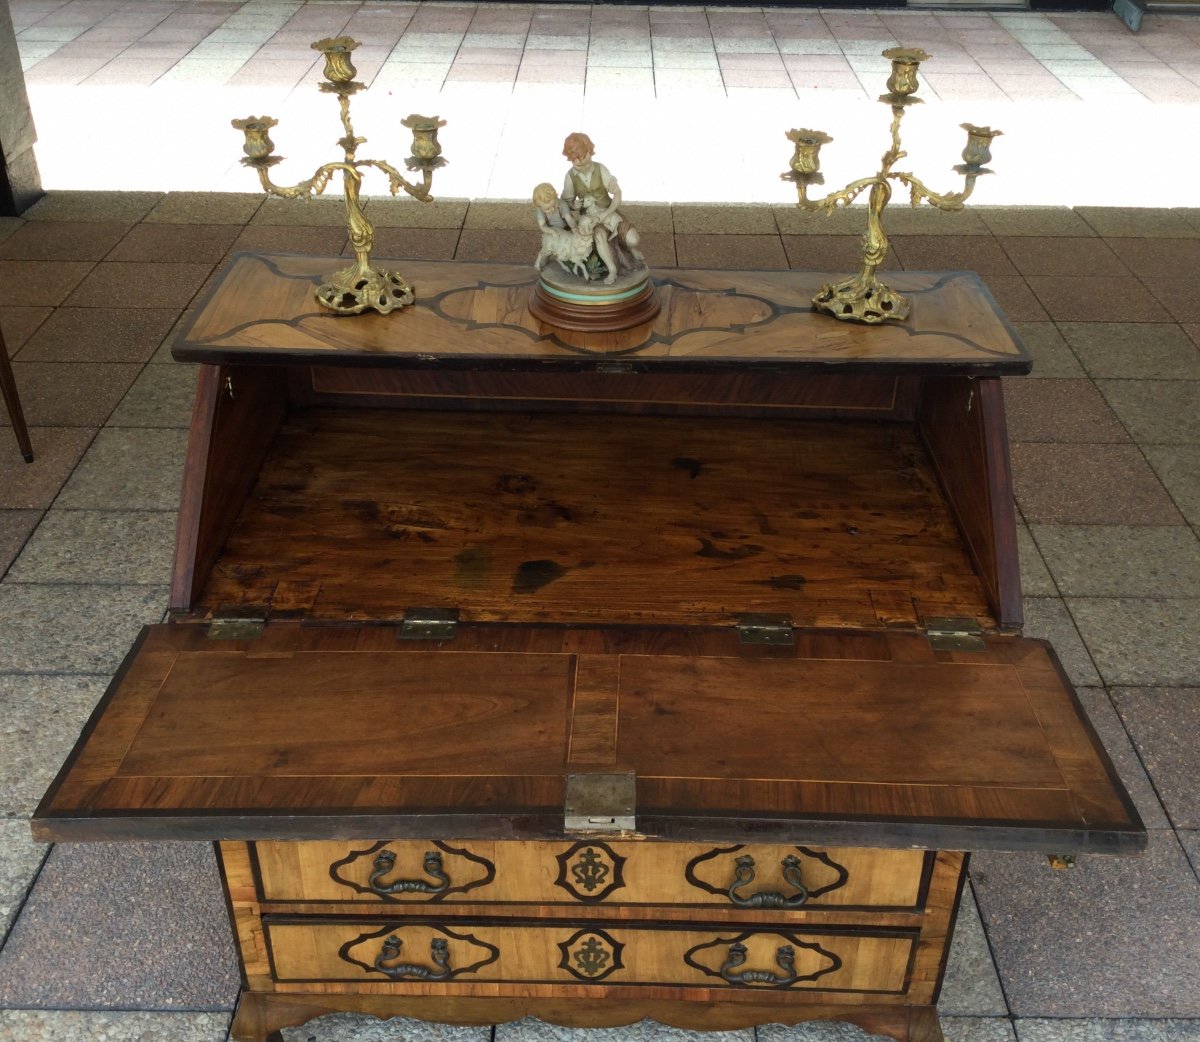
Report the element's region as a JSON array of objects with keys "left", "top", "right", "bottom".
[
  {"left": 883, "top": 47, "right": 931, "bottom": 98},
  {"left": 786, "top": 129, "right": 833, "bottom": 176},
  {"left": 313, "top": 36, "right": 358, "bottom": 84},
  {"left": 961, "top": 124, "right": 1003, "bottom": 169},
  {"left": 232, "top": 116, "right": 278, "bottom": 163},
  {"left": 403, "top": 114, "right": 447, "bottom": 164}
]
